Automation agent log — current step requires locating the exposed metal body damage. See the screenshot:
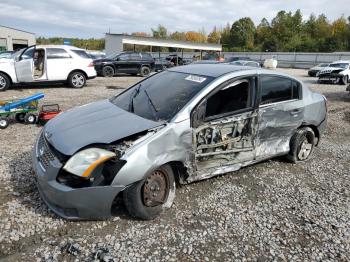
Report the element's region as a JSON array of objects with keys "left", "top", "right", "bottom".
[{"left": 32, "top": 64, "right": 328, "bottom": 220}]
